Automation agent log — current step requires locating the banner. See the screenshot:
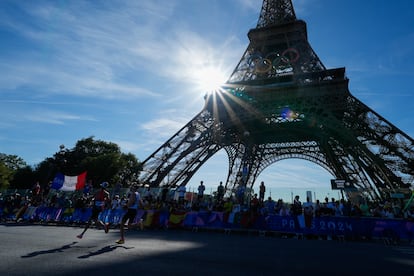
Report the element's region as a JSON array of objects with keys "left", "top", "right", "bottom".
[{"left": 51, "top": 171, "right": 87, "bottom": 191}]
